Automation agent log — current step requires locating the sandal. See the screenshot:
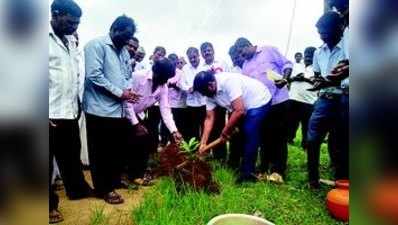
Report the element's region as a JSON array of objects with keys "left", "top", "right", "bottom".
[
  {"left": 133, "top": 177, "right": 153, "bottom": 186},
  {"left": 103, "top": 191, "right": 124, "bottom": 205},
  {"left": 49, "top": 209, "right": 64, "bottom": 224}
]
